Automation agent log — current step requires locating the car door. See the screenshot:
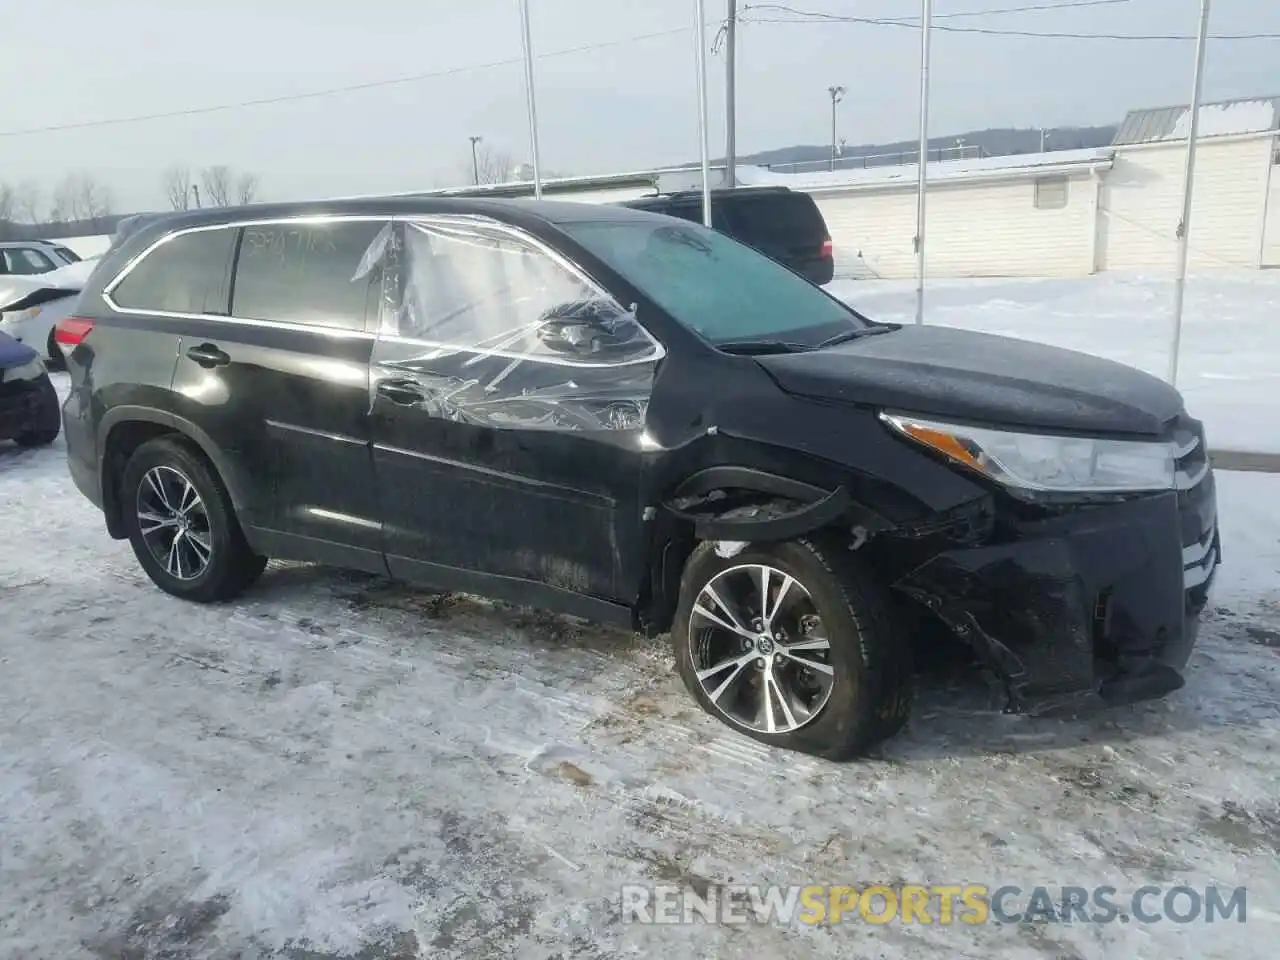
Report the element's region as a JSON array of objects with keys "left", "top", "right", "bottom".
[
  {"left": 166, "top": 216, "right": 389, "bottom": 571},
  {"left": 368, "top": 216, "right": 663, "bottom": 607}
]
